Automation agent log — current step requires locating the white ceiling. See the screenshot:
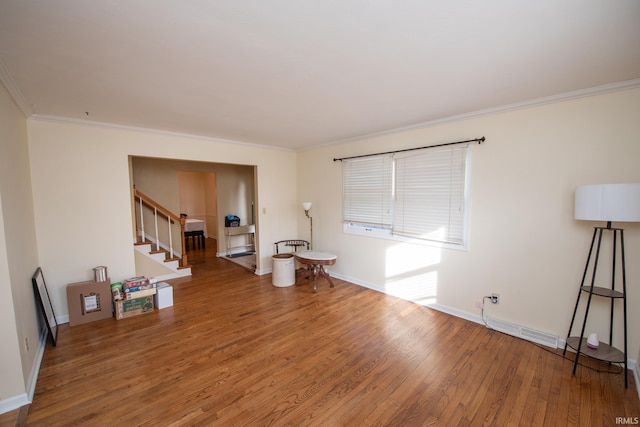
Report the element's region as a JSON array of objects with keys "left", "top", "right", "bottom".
[{"left": 1, "top": 1, "right": 639, "bottom": 150}]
